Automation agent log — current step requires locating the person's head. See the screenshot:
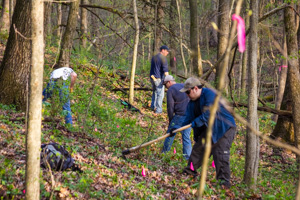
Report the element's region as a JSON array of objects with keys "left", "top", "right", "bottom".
[
  {"left": 163, "top": 75, "right": 175, "bottom": 89},
  {"left": 180, "top": 77, "right": 203, "bottom": 101},
  {"left": 160, "top": 45, "right": 170, "bottom": 57}
]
